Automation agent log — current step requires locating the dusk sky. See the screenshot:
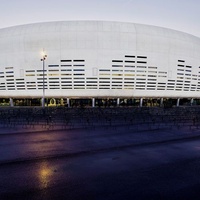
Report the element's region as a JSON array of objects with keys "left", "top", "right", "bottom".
[{"left": 1, "top": 0, "right": 200, "bottom": 37}]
